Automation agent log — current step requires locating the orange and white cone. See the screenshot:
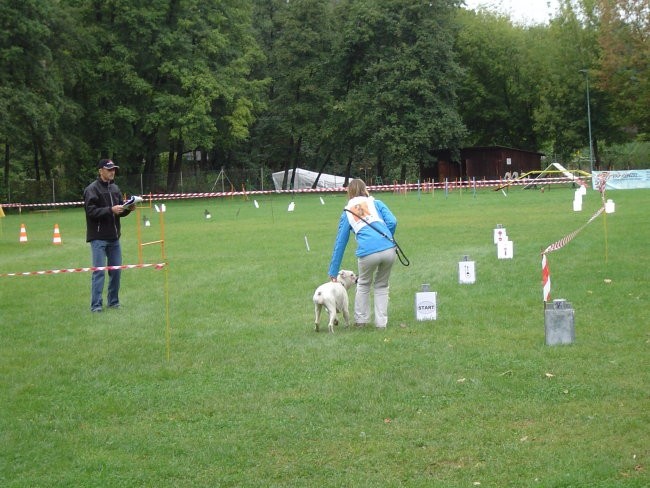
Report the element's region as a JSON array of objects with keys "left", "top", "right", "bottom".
[
  {"left": 52, "top": 224, "right": 62, "bottom": 245},
  {"left": 19, "top": 223, "right": 28, "bottom": 243}
]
